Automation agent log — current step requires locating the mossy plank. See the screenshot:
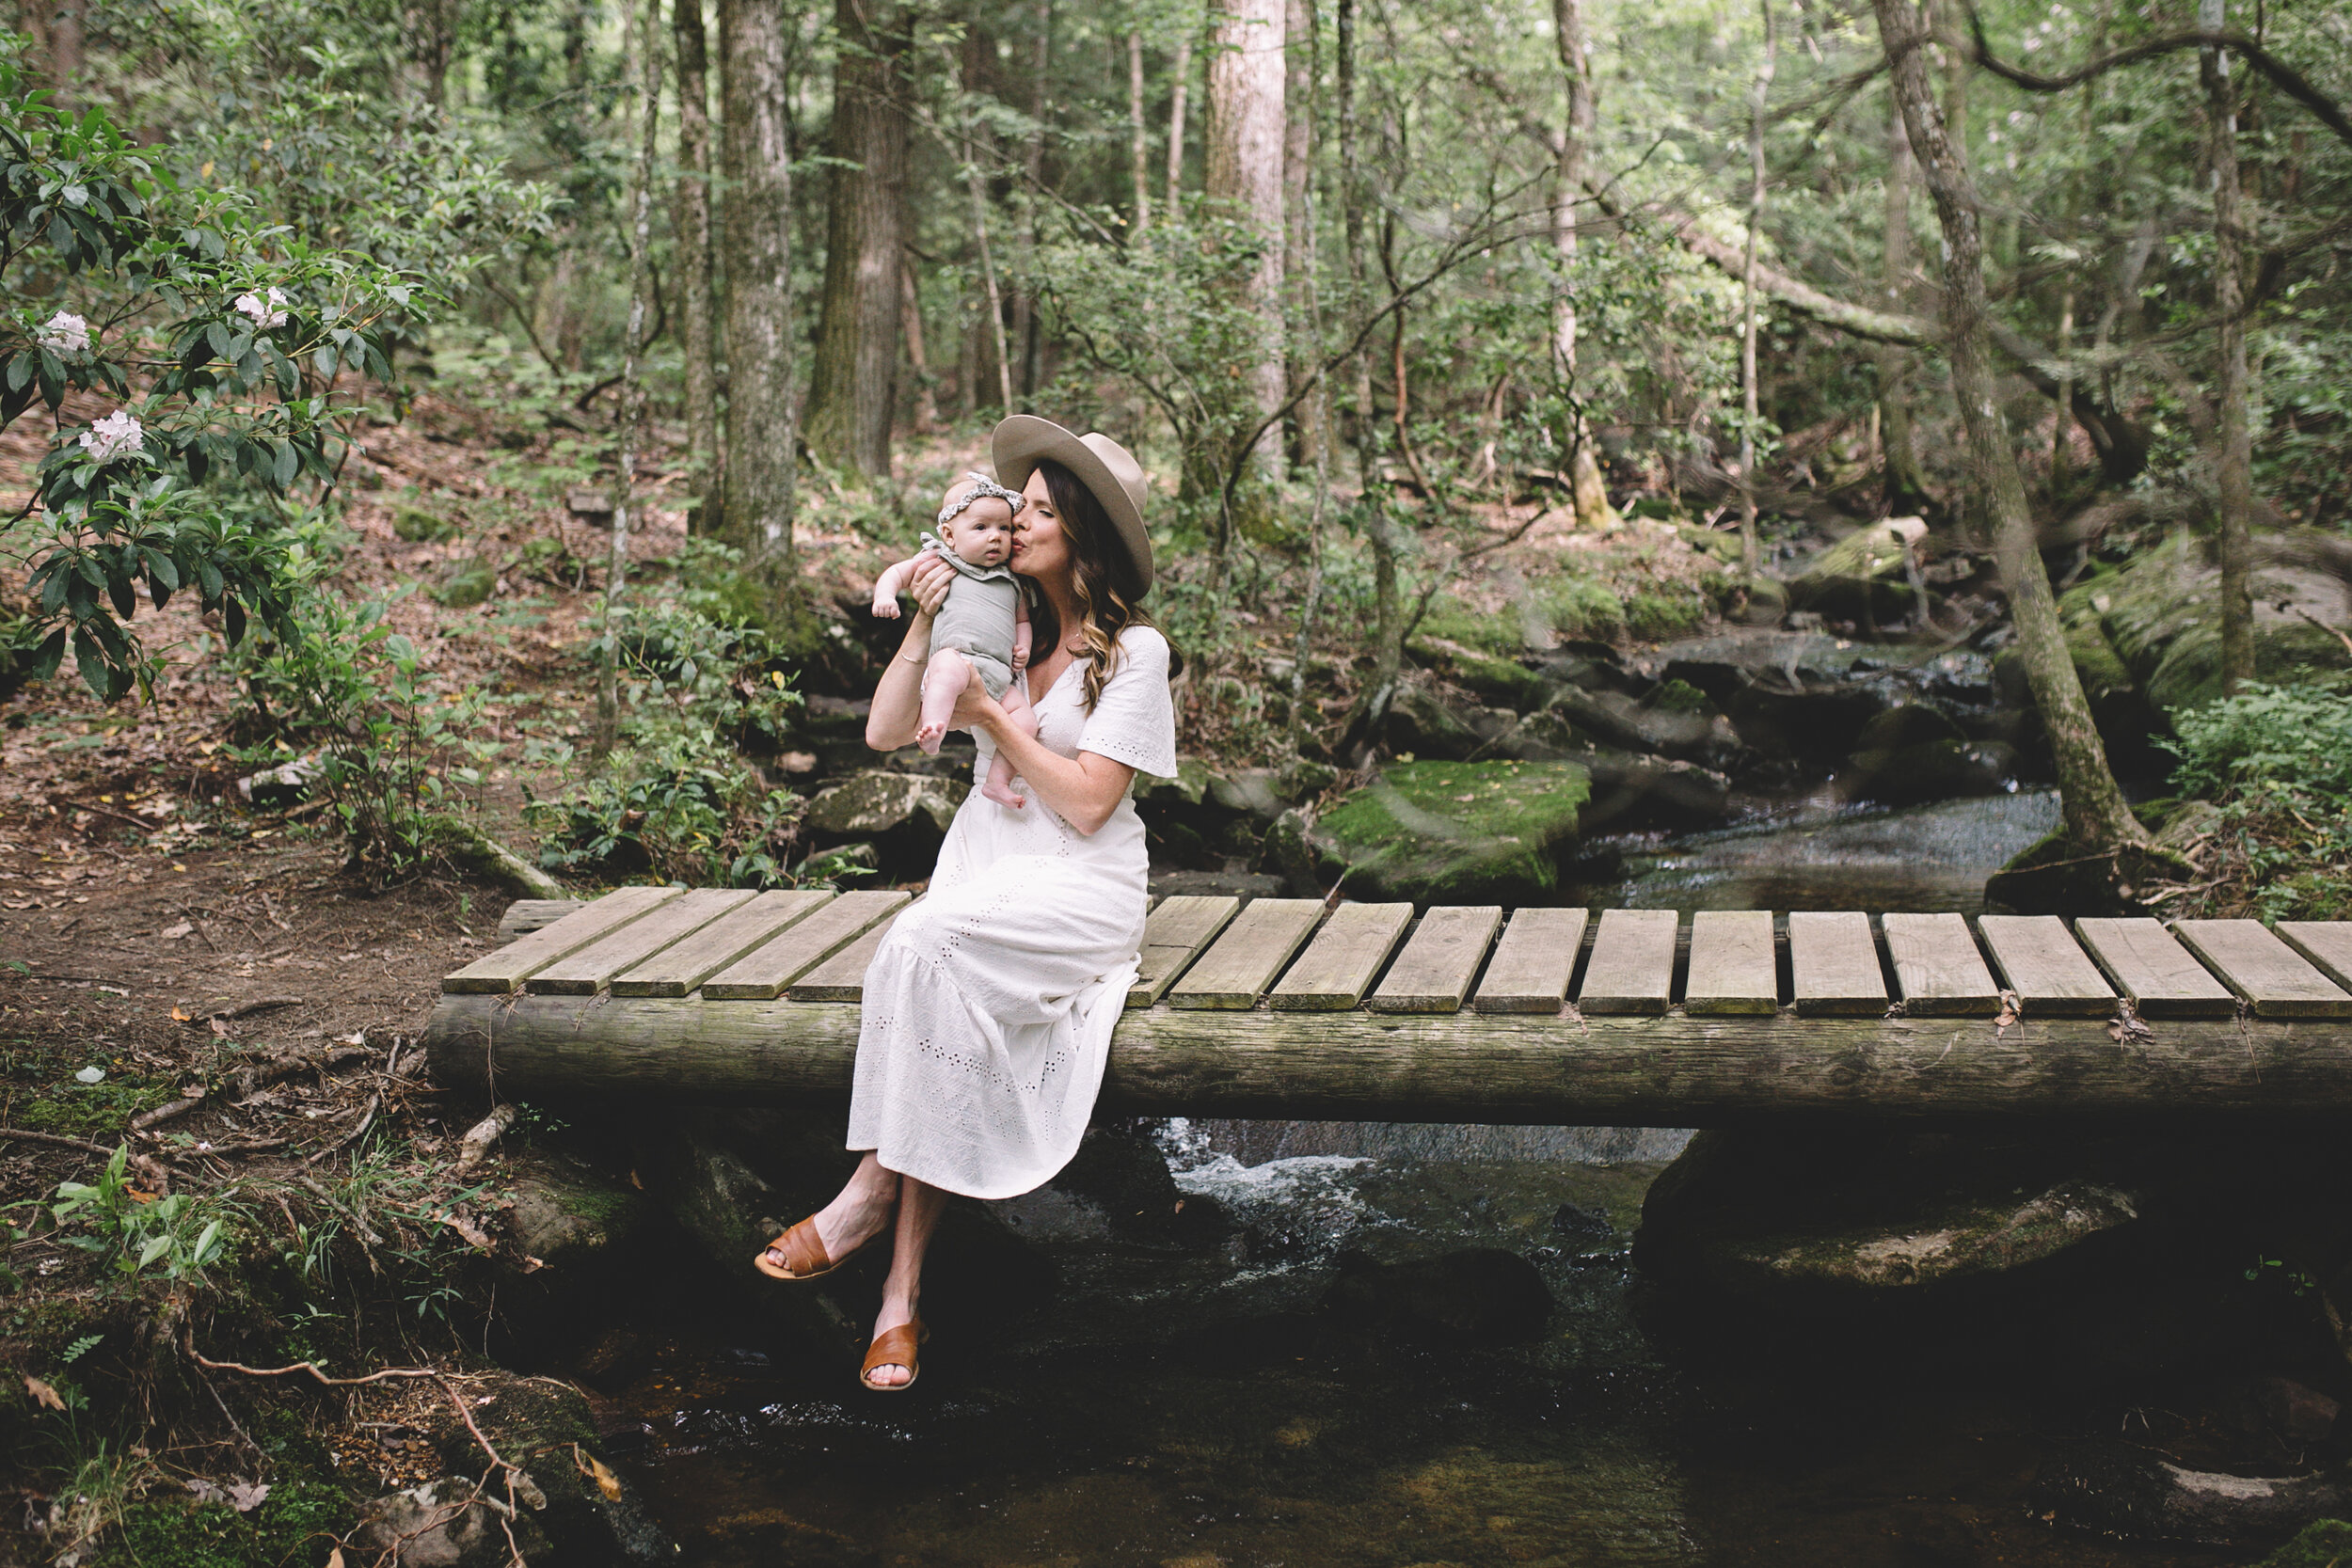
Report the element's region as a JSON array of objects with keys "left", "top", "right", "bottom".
[
  {"left": 701, "top": 890, "right": 909, "bottom": 1000},
  {"left": 2074, "top": 917, "right": 2236, "bottom": 1018},
  {"left": 1883, "top": 912, "right": 2000, "bottom": 1016},
  {"left": 612, "top": 889, "right": 834, "bottom": 996},
  {"left": 1168, "top": 898, "right": 1326, "bottom": 1009},
  {"left": 1128, "top": 895, "right": 1242, "bottom": 1007},
  {"left": 1788, "top": 911, "right": 1886, "bottom": 1016},
  {"left": 1471, "top": 907, "right": 1587, "bottom": 1013},
  {"left": 1685, "top": 910, "right": 1776, "bottom": 1015}
]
